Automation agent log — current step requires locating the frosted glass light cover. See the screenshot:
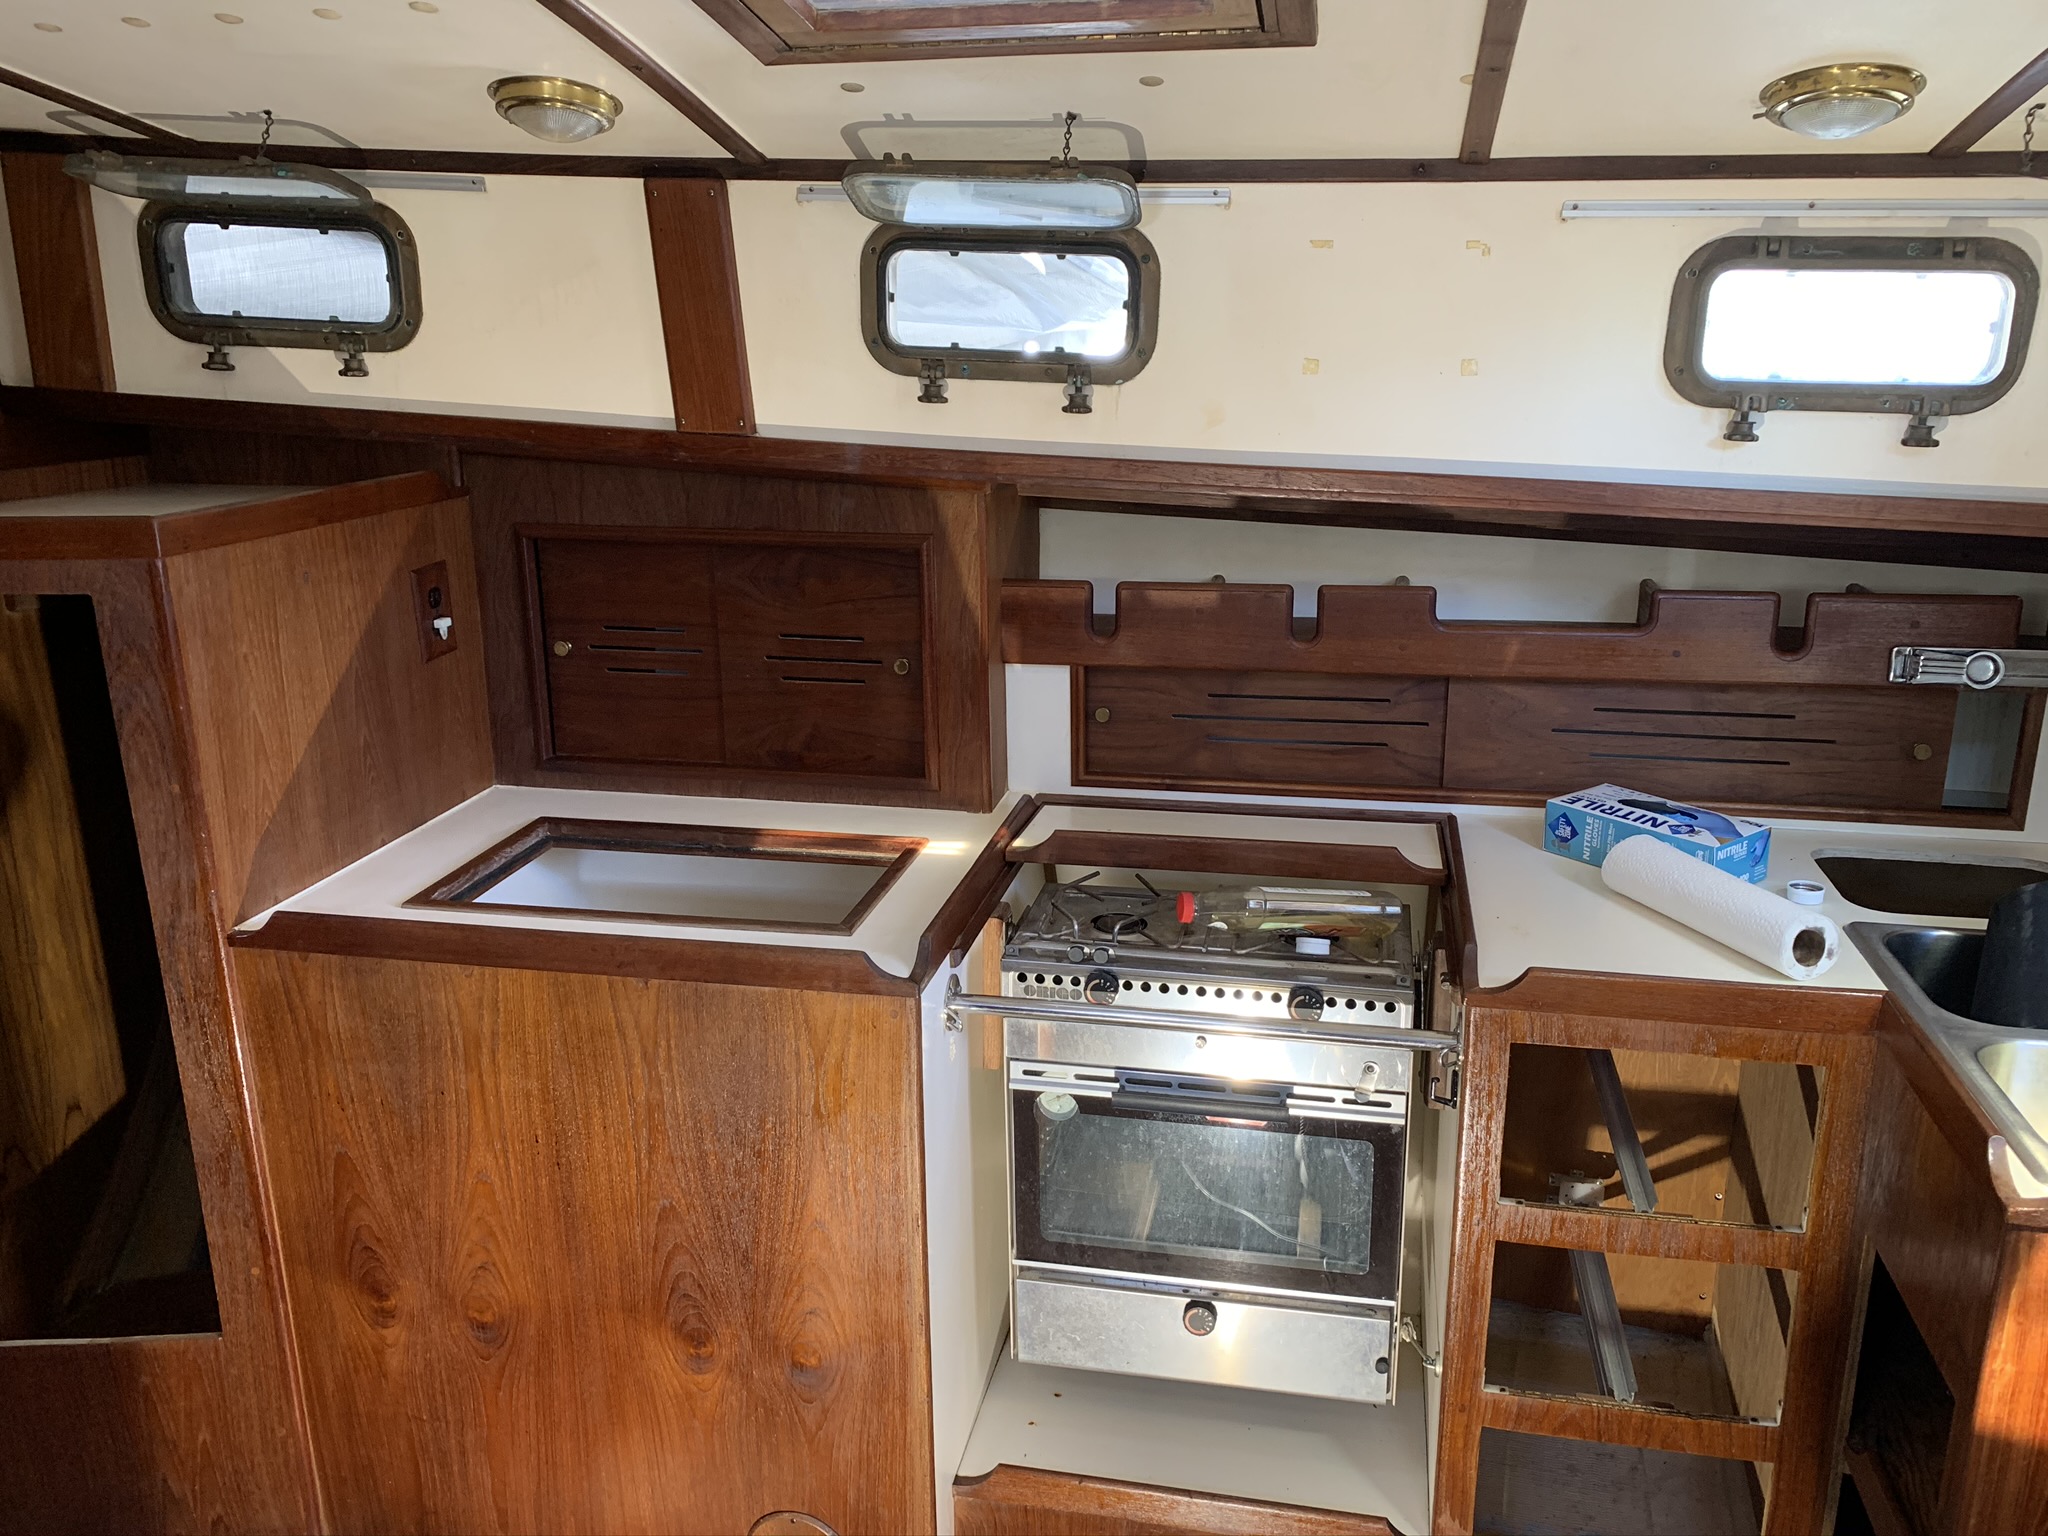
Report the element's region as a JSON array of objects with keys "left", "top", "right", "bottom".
[
  {"left": 501, "top": 100, "right": 610, "bottom": 143},
  {"left": 844, "top": 165, "right": 1140, "bottom": 230},
  {"left": 884, "top": 247, "right": 1133, "bottom": 359},
  {"left": 1699, "top": 267, "right": 2017, "bottom": 387},
  {"left": 1776, "top": 95, "right": 1906, "bottom": 139}
]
